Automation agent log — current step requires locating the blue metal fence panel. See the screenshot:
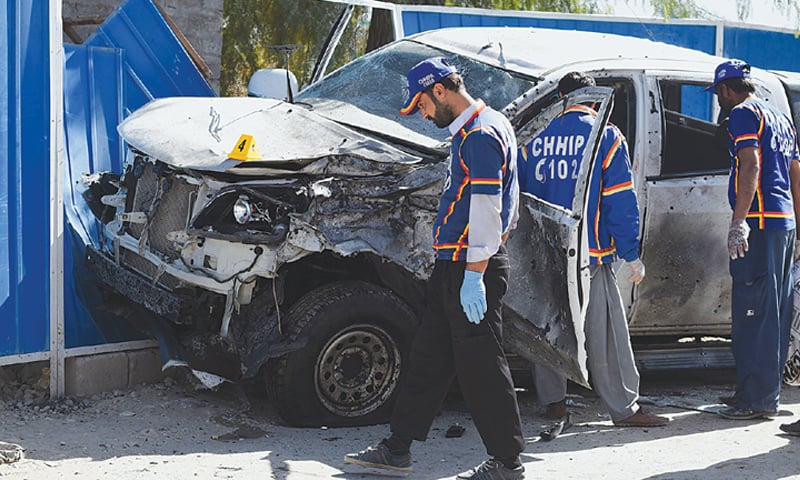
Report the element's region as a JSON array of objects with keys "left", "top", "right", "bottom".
[
  {"left": 64, "top": 44, "right": 147, "bottom": 348},
  {"left": 85, "top": 0, "right": 214, "bottom": 114},
  {"left": 0, "top": 1, "right": 51, "bottom": 356},
  {"left": 723, "top": 27, "right": 800, "bottom": 72},
  {"left": 64, "top": 45, "right": 125, "bottom": 248},
  {"left": 680, "top": 84, "right": 715, "bottom": 123},
  {"left": 401, "top": 11, "right": 718, "bottom": 54},
  {"left": 62, "top": 0, "right": 215, "bottom": 348},
  {"left": 1, "top": 4, "right": 9, "bottom": 326},
  {"left": 400, "top": 9, "right": 800, "bottom": 75}
]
